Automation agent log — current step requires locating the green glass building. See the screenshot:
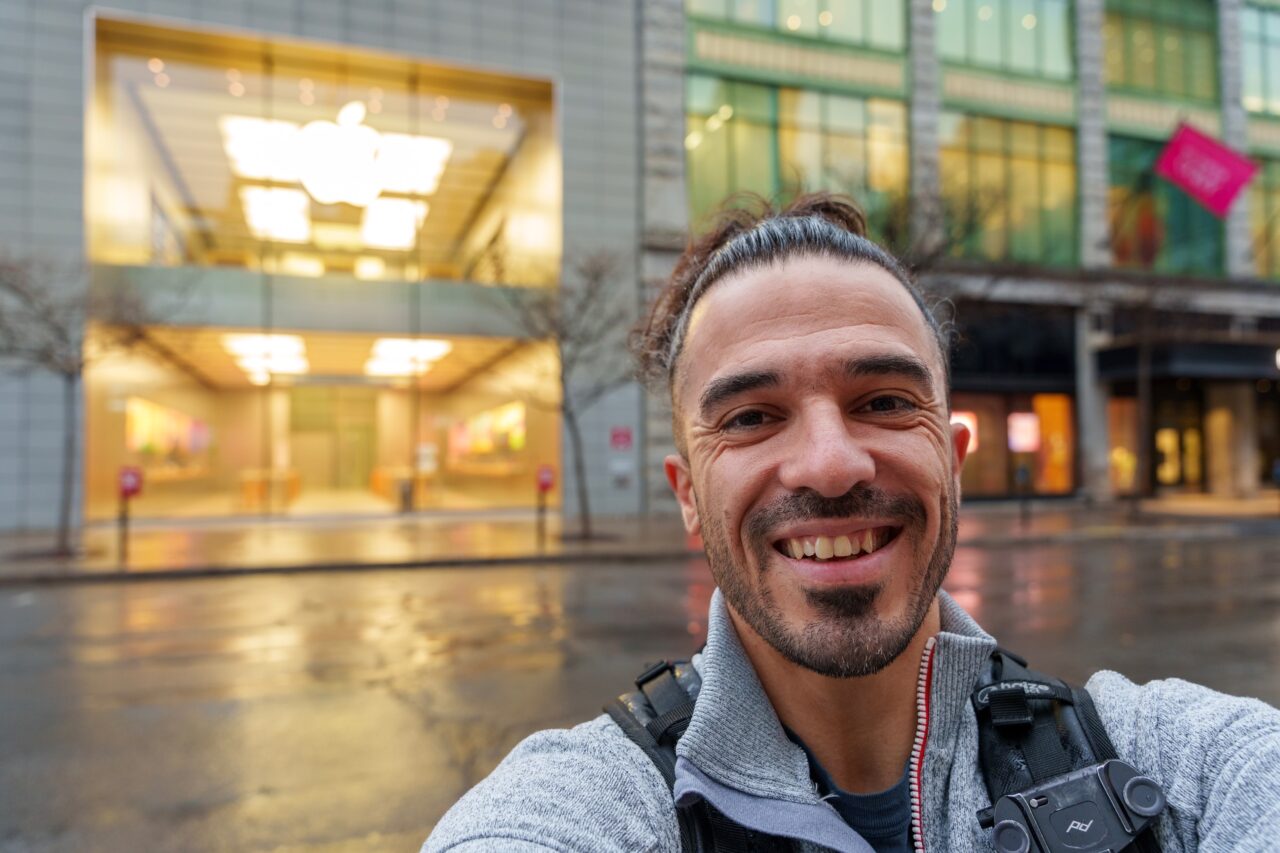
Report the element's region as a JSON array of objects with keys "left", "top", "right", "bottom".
[{"left": 670, "top": 0, "right": 1280, "bottom": 501}]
